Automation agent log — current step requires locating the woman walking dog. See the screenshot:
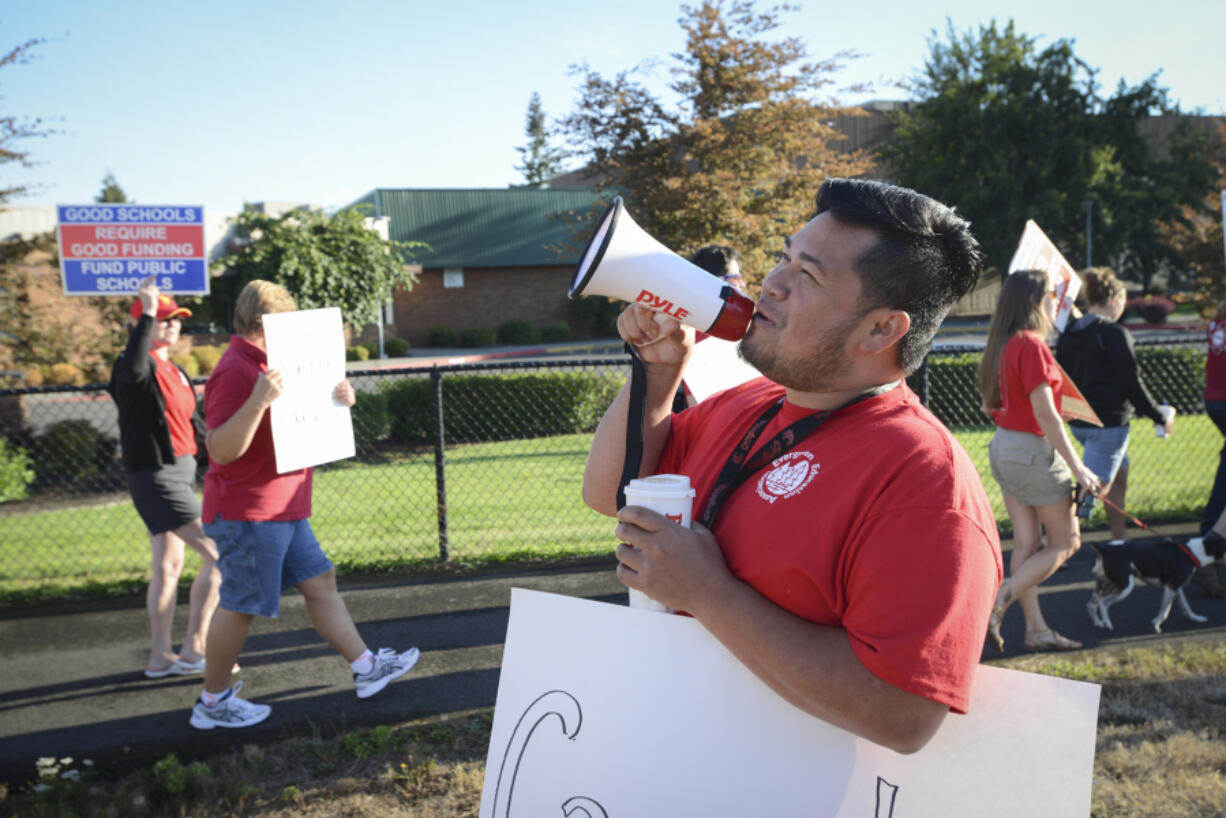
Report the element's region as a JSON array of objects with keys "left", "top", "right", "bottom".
[{"left": 979, "top": 269, "right": 1100, "bottom": 652}]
